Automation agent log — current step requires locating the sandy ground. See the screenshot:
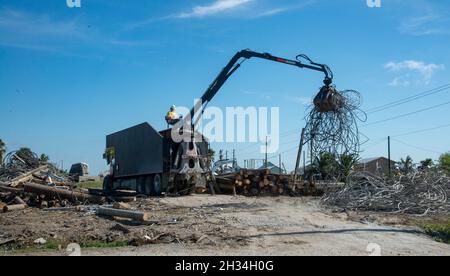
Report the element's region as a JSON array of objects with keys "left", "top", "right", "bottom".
[{"left": 1, "top": 195, "right": 449, "bottom": 256}]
